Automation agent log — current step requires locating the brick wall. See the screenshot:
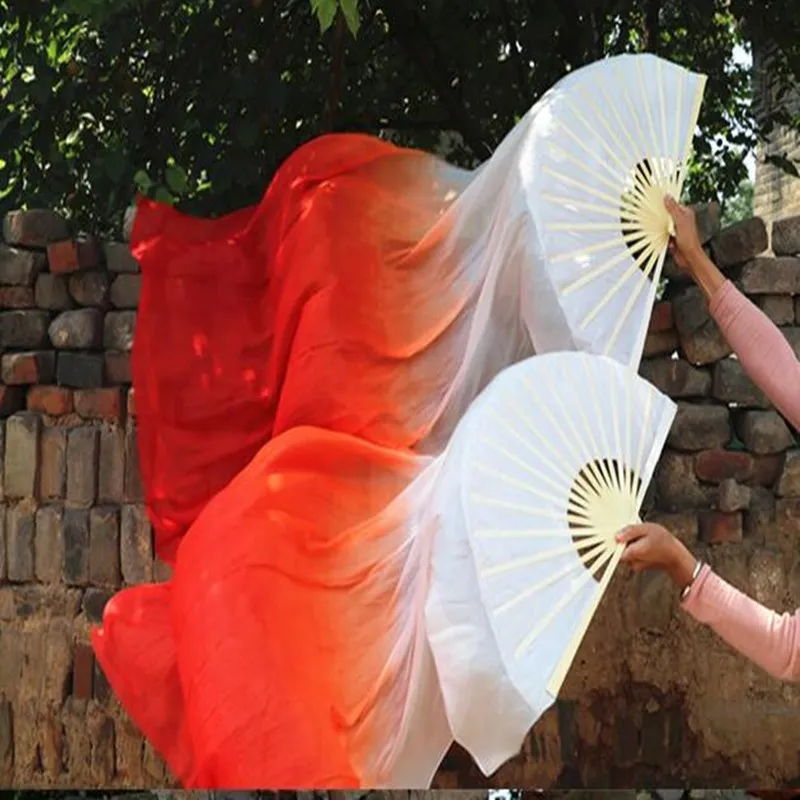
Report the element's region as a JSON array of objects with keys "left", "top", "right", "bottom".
[{"left": 1, "top": 206, "right": 799, "bottom": 790}]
